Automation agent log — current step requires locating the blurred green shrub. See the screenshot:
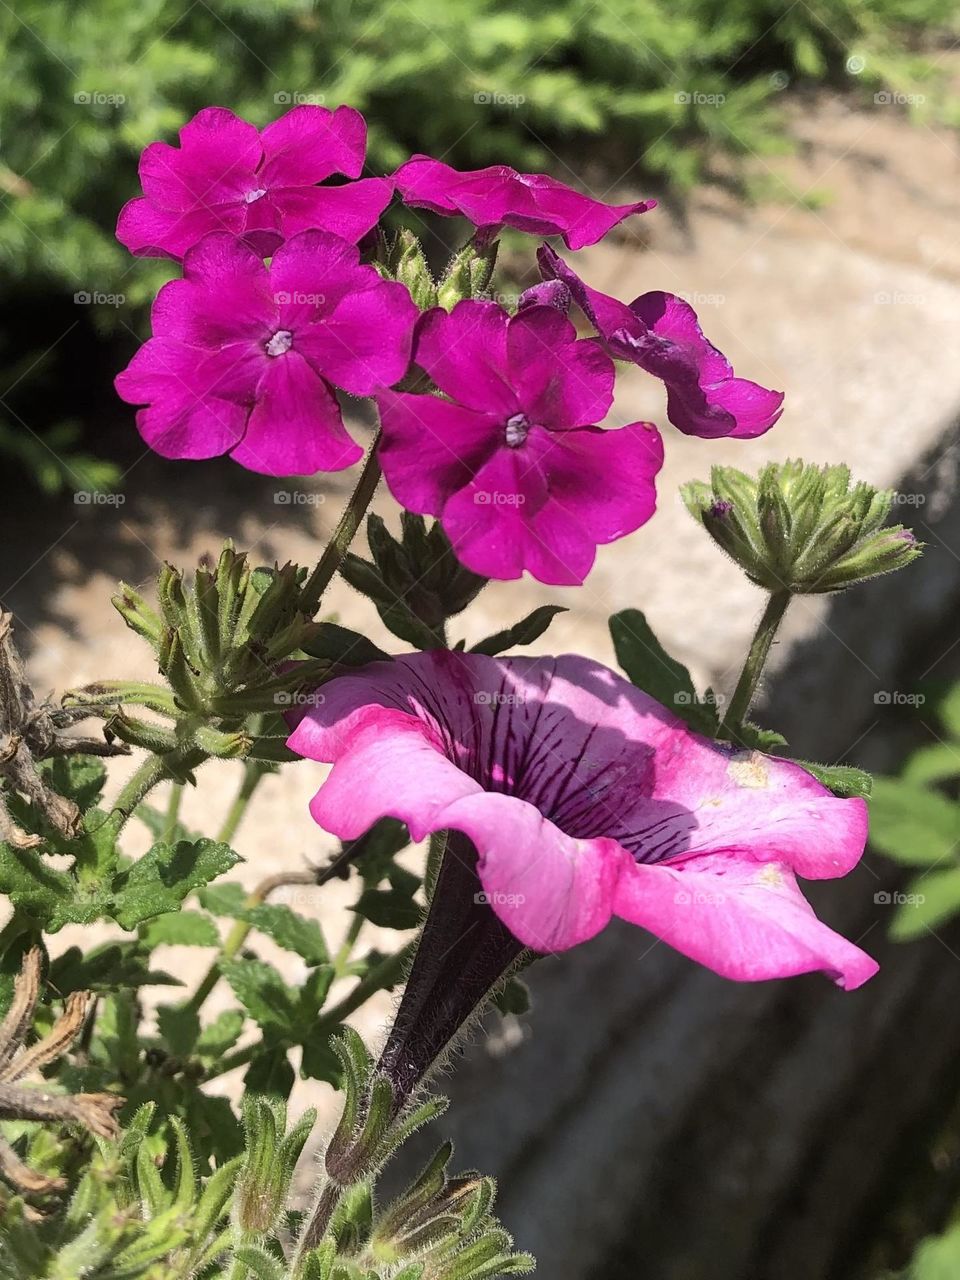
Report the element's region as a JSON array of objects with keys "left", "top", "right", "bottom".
[{"left": 0, "top": 0, "right": 955, "bottom": 492}]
